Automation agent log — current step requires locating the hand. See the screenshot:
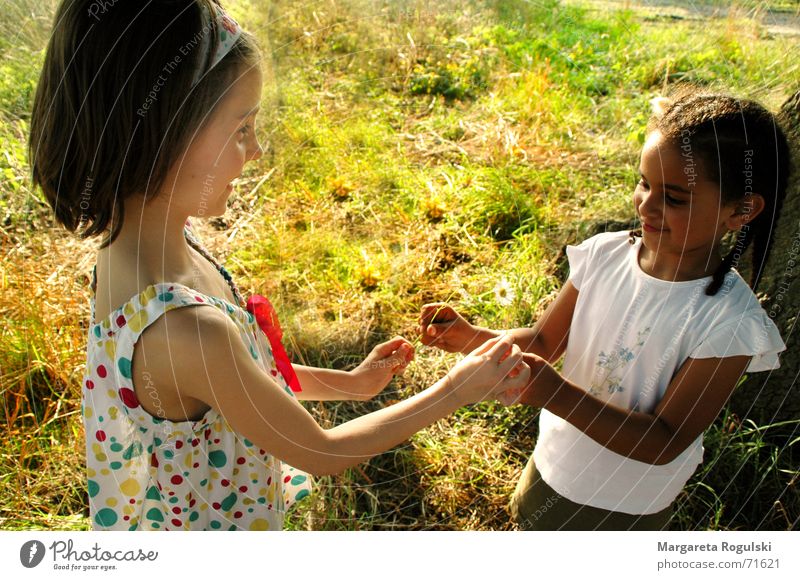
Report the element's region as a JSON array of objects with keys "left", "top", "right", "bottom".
[
  {"left": 498, "top": 352, "right": 561, "bottom": 407},
  {"left": 350, "top": 336, "right": 415, "bottom": 400},
  {"left": 444, "top": 334, "right": 531, "bottom": 406},
  {"left": 419, "top": 303, "right": 483, "bottom": 353}
]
